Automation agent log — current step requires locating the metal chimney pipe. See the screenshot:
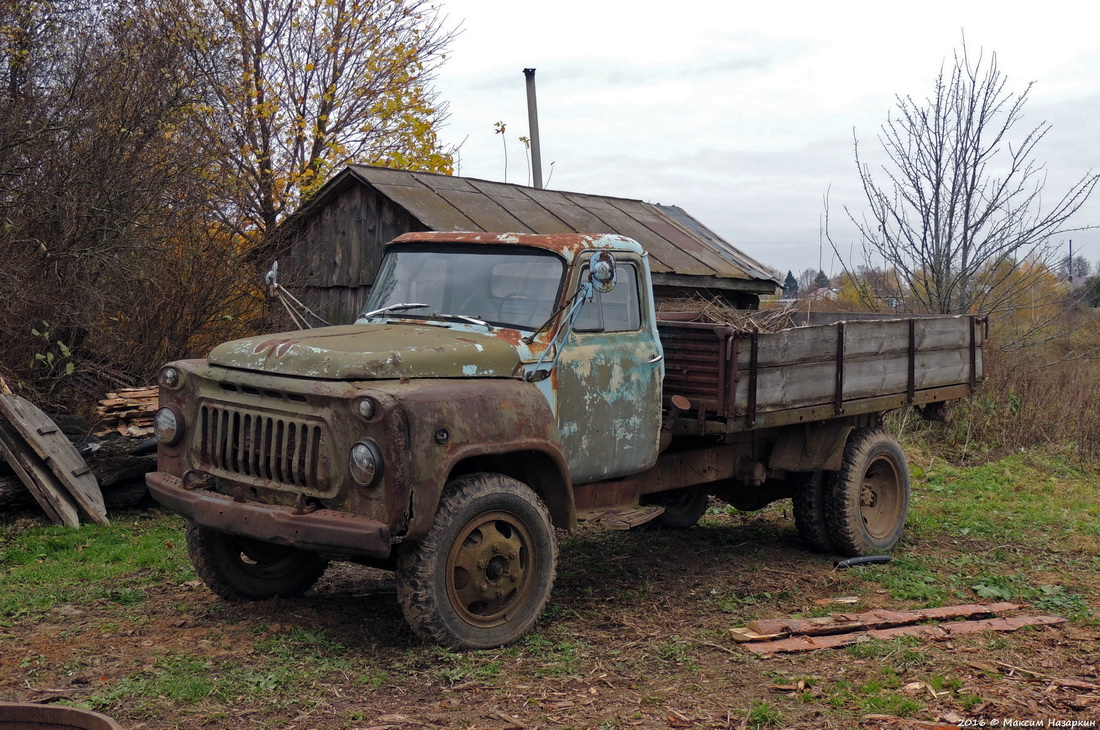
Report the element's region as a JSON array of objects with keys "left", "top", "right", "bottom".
[{"left": 523, "top": 68, "right": 544, "bottom": 189}]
